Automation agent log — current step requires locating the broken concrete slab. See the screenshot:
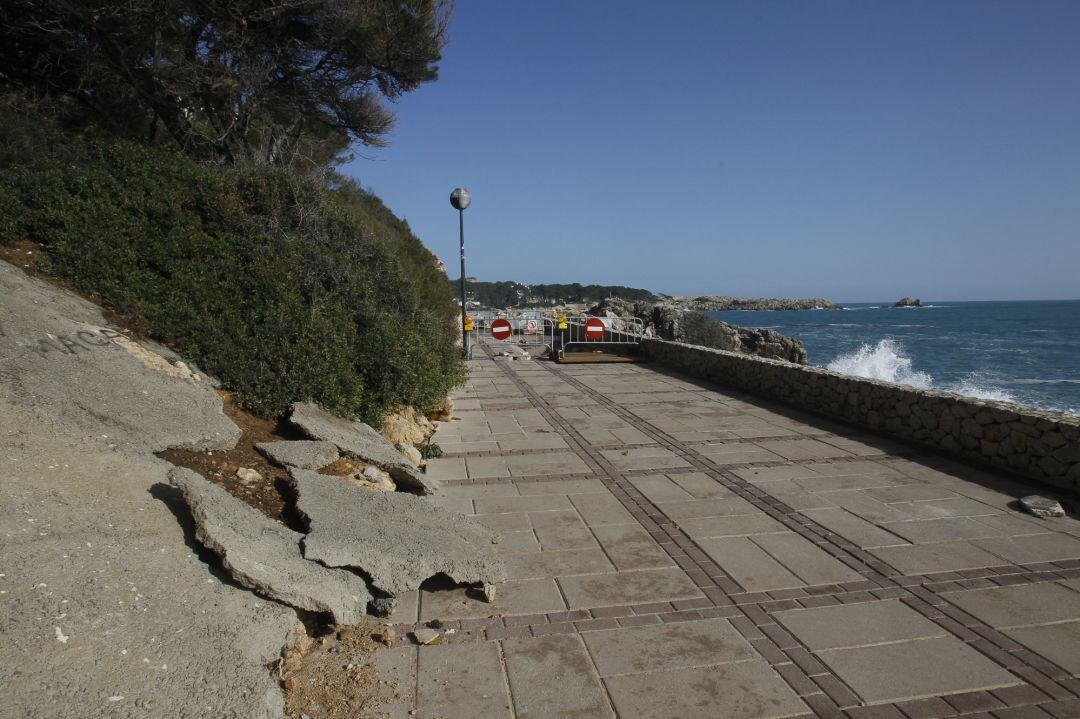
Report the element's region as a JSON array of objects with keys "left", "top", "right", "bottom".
[
  {"left": 256, "top": 439, "right": 340, "bottom": 470},
  {"left": 289, "top": 402, "right": 439, "bottom": 495},
  {"left": 290, "top": 469, "right": 506, "bottom": 597},
  {"left": 1019, "top": 495, "right": 1066, "bottom": 518},
  {"left": 170, "top": 467, "right": 371, "bottom": 624}
]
